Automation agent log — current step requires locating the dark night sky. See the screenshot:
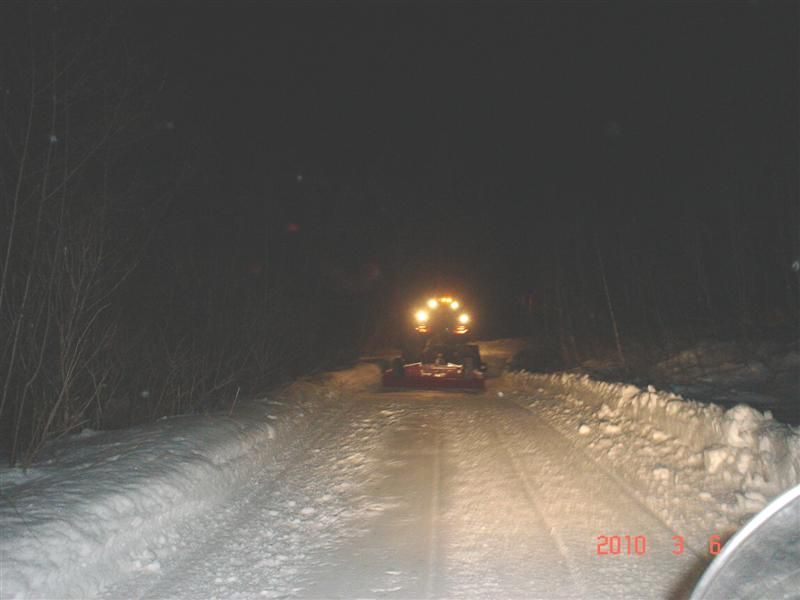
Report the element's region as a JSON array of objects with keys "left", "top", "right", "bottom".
[
  {"left": 123, "top": 0, "right": 797, "bottom": 331},
  {"left": 149, "top": 1, "right": 796, "bottom": 184}
]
